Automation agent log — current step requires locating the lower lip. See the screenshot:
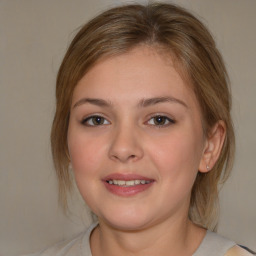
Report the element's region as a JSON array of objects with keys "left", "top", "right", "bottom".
[{"left": 103, "top": 181, "right": 154, "bottom": 197}]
